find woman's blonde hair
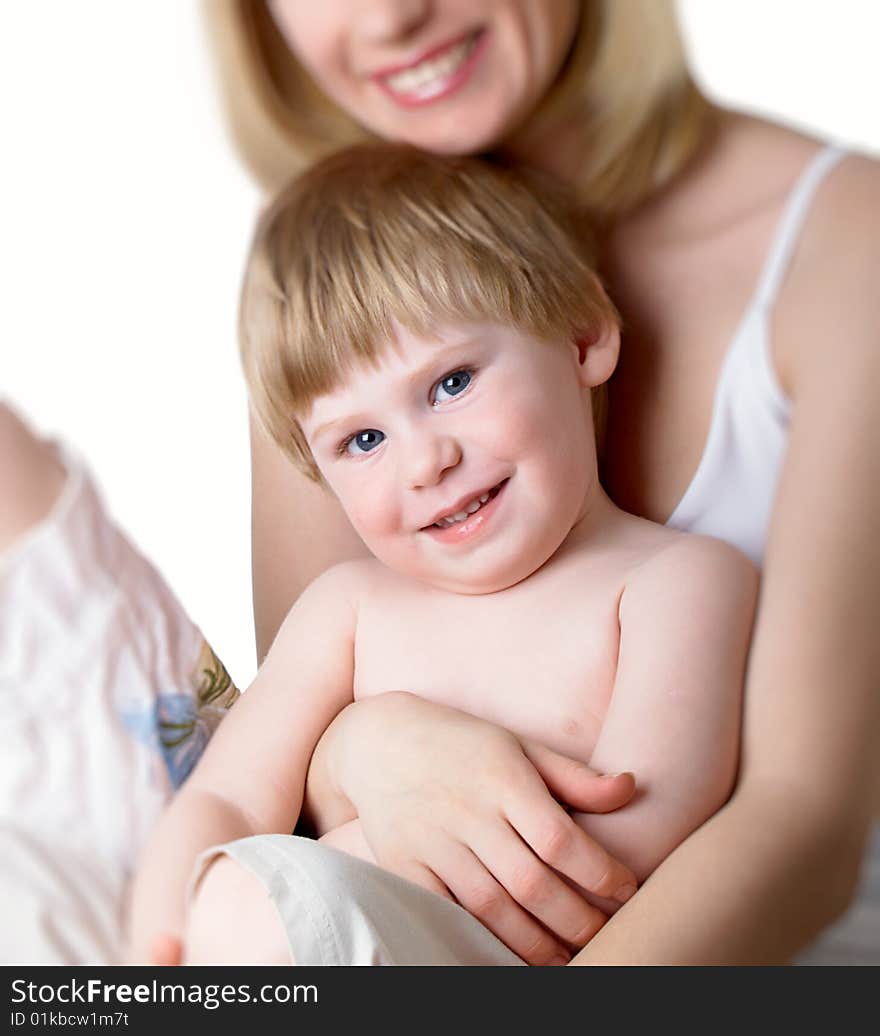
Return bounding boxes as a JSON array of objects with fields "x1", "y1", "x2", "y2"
[
  {"x1": 203, "y1": 1, "x2": 713, "y2": 218},
  {"x1": 240, "y1": 144, "x2": 617, "y2": 482}
]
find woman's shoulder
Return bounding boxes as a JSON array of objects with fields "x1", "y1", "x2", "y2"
[
  {"x1": 771, "y1": 127, "x2": 880, "y2": 390},
  {"x1": 609, "y1": 112, "x2": 834, "y2": 254},
  {"x1": 802, "y1": 146, "x2": 880, "y2": 246},
  {"x1": 725, "y1": 112, "x2": 879, "y2": 231}
]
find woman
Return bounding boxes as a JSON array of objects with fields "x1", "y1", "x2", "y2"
[
  {"x1": 203, "y1": 0, "x2": 880, "y2": 964},
  {"x1": 2, "y1": 1, "x2": 875, "y2": 965}
]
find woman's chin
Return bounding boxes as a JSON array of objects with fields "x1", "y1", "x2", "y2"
[{"x1": 375, "y1": 103, "x2": 516, "y2": 158}]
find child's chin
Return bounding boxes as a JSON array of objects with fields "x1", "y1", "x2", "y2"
[{"x1": 416, "y1": 564, "x2": 534, "y2": 597}]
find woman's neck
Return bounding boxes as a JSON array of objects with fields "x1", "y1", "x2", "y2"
[
  {"x1": 502, "y1": 108, "x2": 592, "y2": 186},
  {"x1": 504, "y1": 107, "x2": 793, "y2": 245},
  {"x1": 605, "y1": 110, "x2": 821, "y2": 256}
]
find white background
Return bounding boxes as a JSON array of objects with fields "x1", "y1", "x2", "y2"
[{"x1": 3, "y1": 1, "x2": 879, "y2": 689}]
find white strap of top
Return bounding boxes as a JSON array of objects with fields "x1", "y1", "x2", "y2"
[{"x1": 754, "y1": 144, "x2": 848, "y2": 308}]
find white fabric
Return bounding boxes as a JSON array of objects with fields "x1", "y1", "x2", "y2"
[
  {"x1": 192, "y1": 836, "x2": 524, "y2": 966},
  {"x1": 666, "y1": 145, "x2": 847, "y2": 566},
  {"x1": 0, "y1": 443, "x2": 235, "y2": 964},
  {"x1": 665, "y1": 144, "x2": 879, "y2": 965}
]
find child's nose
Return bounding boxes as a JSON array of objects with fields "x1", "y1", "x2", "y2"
[{"x1": 404, "y1": 431, "x2": 462, "y2": 489}]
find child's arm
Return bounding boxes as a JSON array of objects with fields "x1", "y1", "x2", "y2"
[
  {"x1": 572, "y1": 537, "x2": 758, "y2": 887},
  {"x1": 126, "y1": 562, "x2": 359, "y2": 962}
]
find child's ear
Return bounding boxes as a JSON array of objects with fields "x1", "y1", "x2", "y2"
[{"x1": 573, "y1": 320, "x2": 620, "y2": 388}]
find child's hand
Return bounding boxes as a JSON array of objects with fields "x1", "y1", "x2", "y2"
[{"x1": 307, "y1": 691, "x2": 638, "y2": 966}]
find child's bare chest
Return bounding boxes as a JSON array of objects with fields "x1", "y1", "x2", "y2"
[{"x1": 352, "y1": 565, "x2": 623, "y2": 761}]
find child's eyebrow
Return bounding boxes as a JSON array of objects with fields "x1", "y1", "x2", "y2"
[{"x1": 310, "y1": 411, "x2": 372, "y2": 445}]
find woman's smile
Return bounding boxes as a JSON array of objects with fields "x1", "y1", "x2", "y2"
[
  {"x1": 267, "y1": 1, "x2": 580, "y2": 154},
  {"x1": 373, "y1": 29, "x2": 488, "y2": 107}
]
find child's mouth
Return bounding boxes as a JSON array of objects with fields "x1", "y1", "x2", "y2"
[{"x1": 421, "y1": 478, "x2": 509, "y2": 543}]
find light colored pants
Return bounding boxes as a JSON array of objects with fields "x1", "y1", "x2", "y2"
[
  {"x1": 191, "y1": 835, "x2": 525, "y2": 966},
  {"x1": 195, "y1": 828, "x2": 880, "y2": 966}
]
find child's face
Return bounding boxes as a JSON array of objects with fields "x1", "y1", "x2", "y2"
[{"x1": 300, "y1": 321, "x2": 603, "y2": 594}]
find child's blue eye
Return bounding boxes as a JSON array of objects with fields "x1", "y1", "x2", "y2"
[
  {"x1": 432, "y1": 369, "x2": 472, "y2": 405},
  {"x1": 341, "y1": 429, "x2": 385, "y2": 456}
]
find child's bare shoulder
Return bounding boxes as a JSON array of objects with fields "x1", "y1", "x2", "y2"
[
  {"x1": 288, "y1": 560, "x2": 420, "y2": 641},
  {"x1": 636, "y1": 532, "x2": 756, "y2": 583},
  {"x1": 623, "y1": 531, "x2": 759, "y2": 622},
  {"x1": 306, "y1": 557, "x2": 387, "y2": 598}
]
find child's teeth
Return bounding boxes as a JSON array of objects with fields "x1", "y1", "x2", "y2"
[{"x1": 434, "y1": 490, "x2": 495, "y2": 528}]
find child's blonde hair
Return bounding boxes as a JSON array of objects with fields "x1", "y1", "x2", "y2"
[
  {"x1": 240, "y1": 144, "x2": 617, "y2": 483},
  {"x1": 204, "y1": 0, "x2": 713, "y2": 218}
]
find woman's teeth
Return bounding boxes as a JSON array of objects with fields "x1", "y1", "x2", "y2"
[
  {"x1": 384, "y1": 35, "x2": 476, "y2": 97},
  {"x1": 434, "y1": 492, "x2": 491, "y2": 528}
]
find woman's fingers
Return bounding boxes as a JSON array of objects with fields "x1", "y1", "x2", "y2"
[
  {"x1": 430, "y1": 839, "x2": 575, "y2": 966},
  {"x1": 149, "y1": 933, "x2": 183, "y2": 967},
  {"x1": 469, "y1": 824, "x2": 610, "y2": 950},
  {"x1": 522, "y1": 740, "x2": 636, "y2": 814},
  {"x1": 393, "y1": 860, "x2": 455, "y2": 902},
  {"x1": 330, "y1": 696, "x2": 638, "y2": 947},
  {"x1": 504, "y1": 788, "x2": 638, "y2": 904}
]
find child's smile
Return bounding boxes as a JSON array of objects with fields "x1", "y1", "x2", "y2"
[
  {"x1": 420, "y1": 476, "x2": 508, "y2": 542},
  {"x1": 301, "y1": 320, "x2": 607, "y2": 595}
]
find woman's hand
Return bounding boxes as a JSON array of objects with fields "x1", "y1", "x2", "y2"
[
  {"x1": 124, "y1": 933, "x2": 182, "y2": 966},
  {"x1": 303, "y1": 691, "x2": 637, "y2": 965},
  {"x1": 148, "y1": 934, "x2": 183, "y2": 967}
]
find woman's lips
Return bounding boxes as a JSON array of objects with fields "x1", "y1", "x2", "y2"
[
  {"x1": 374, "y1": 30, "x2": 487, "y2": 108},
  {"x1": 422, "y1": 478, "x2": 509, "y2": 545}
]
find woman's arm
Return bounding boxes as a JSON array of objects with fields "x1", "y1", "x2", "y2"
[
  {"x1": 250, "y1": 411, "x2": 368, "y2": 662},
  {"x1": 571, "y1": 158, "x2": 880, "y2": 964}
]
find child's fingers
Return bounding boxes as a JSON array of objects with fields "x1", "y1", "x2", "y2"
[
  {"x1": 149, "y1": 933, "x2": 183, "y2": 967},
  {"x1": 522, "y1": 740, "x2": 636, "y2": 814}
]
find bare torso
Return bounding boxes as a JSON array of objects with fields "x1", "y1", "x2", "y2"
[{"x1": 352, "y1": 507, "x2": 680, "y2": 761}]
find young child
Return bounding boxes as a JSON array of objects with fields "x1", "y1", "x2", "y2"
[{"x1": 128, "y1": 144, "x2": 758, "y2": 966}]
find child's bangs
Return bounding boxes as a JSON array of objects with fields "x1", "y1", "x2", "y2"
[
  {"x1": 239, "y1": 145, "x2": 618, "y2": 480},
  {"x1": 288, "y1": 176, "x2": 601, "y2": 380}
]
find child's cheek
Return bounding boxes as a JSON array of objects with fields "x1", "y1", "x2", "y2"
[
  {"x1": 477, "y1": 393, "x2": 544, "y2": 459},
  {"x1": 347, "y1": 489, "x2": 401, "y2": 545}
]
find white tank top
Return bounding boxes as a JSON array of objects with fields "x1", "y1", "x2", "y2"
[{"x1": 665, "y1": 145, "x2": 847, "y2": 567}]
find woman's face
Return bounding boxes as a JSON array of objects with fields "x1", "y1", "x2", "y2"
[{"x1": 267, "y1": 0, "x2": 580, "y2": 154}]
